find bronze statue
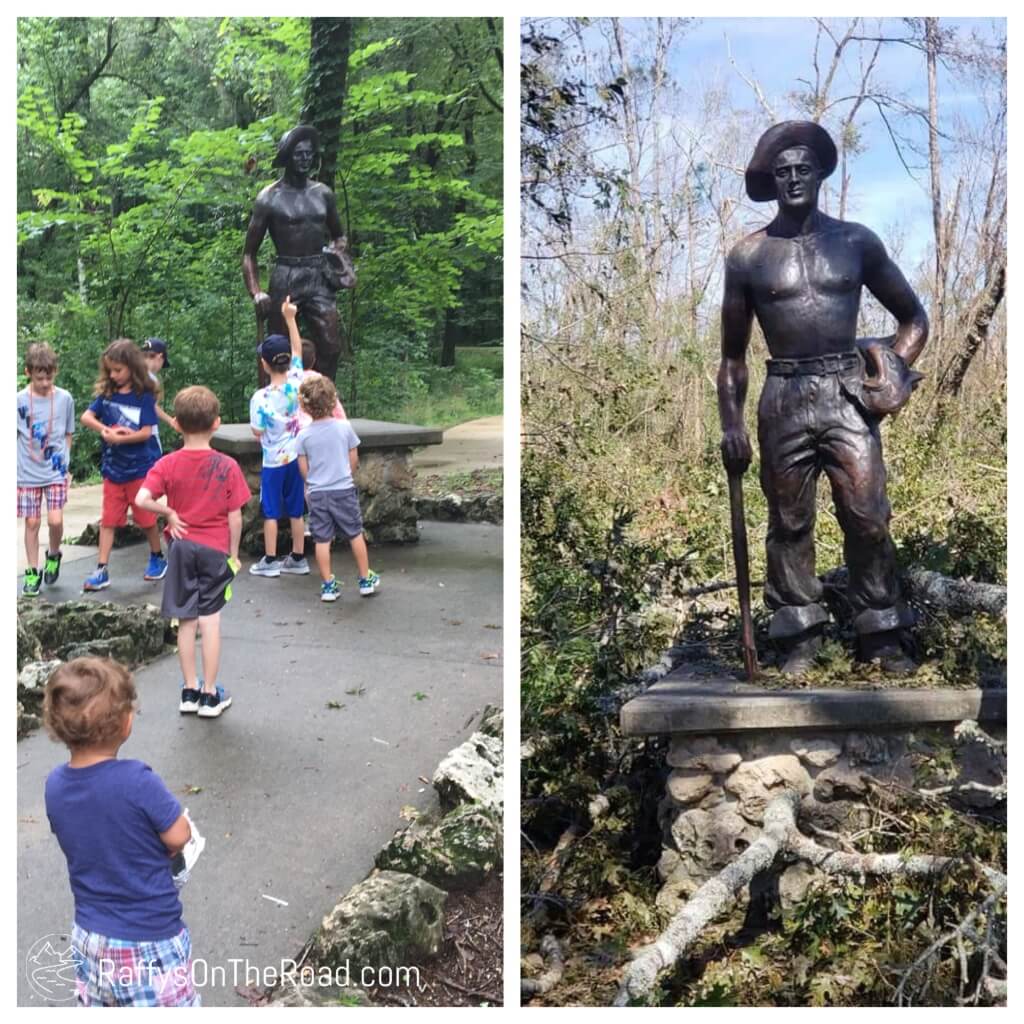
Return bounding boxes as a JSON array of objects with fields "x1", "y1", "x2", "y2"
[
  {"x1": 243, "y1": 125, "x2": 355, "y2": 382},
  {"x1": 718, "y1": 121, "x2": 929, "y2": 675}
]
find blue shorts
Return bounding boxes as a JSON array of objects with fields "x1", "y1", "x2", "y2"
[{"x1": 260, "y1": 460, "x2": 305, "y2": 519}]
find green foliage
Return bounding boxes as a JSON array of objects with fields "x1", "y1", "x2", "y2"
[{"x1": 18, "y1": 17, "x2": 503, "y2": 480}]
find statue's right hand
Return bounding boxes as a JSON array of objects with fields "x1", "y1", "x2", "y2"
[
  {"x1": 253, "y1": 291, "x2": 272, "y2": 318},
  {"x1": 720, "y1": 428, "x2": 752, "y2": 475}
]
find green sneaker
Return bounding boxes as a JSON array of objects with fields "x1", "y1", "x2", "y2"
[
  {"x1": 43, "y1": 550, "x2": 62, "y2": 585},
  {"x1": 23, "y1": 568, "x2": 42, "y2": 597}
]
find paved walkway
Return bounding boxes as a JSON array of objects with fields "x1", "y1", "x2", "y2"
[
  {"x1": 15, "y1": 417, "x2": 503, "y2": 575},
  {"x1": 17, "y1": 521, "x2": 502, "y2": 1006}
]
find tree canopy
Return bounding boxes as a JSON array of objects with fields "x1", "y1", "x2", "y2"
[{"x1": 17, "y1": 17, "x2": 503, "y2": 477}]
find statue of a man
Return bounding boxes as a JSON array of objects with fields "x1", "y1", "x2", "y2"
[
  {"x1": 718, "y1": 121, "x2": 929, "y2": 675},
  {"x1": 243, "y1": 124, "x2": 355, "y2": 382}
]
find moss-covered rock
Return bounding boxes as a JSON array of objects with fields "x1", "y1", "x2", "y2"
[
  {"x1": 375, "y1": 803, "x2": 503, "y2": 890},
  {"x1": 432, "y1": 731, "x2": 503, "y2": 812},
  {"x1": 313, "y1": 871, "x2": 446, "y2": 972},
  {"x1": 18, "y1": 599, "x2": 169, "y2": 664}
]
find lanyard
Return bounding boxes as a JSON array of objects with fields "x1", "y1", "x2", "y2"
[{"x1": 26, "y1": 389, "x2": 56, "y2": 463}]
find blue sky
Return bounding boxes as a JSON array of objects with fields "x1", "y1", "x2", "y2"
[{"x1": 667, "y1": 17, "x2": 1005, "y2": 266}]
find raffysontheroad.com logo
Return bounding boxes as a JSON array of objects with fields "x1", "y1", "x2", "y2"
[{"x1": 25, "y1": 933, "x2": 82, "y2": 1003}]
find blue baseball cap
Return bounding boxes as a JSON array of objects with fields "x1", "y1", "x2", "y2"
[
  {"x1": 141, "y1": 337, "x2": 170, "y2": 367},
  {"x1": 258, "y1": 334, "x2": 291, "y2": 365}
]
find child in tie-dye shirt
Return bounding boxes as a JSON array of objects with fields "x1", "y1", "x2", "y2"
[{"x1": 247, "y1": 295, "x2": 311, "y2": 578}]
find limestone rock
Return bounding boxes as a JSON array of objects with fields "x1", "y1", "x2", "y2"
[
  {"x1": 723, "y1": 755, "x2": 812, "y2": 823},
  {"x1": 845, "y1": 732, "x2": 891, "y2": 766},
  {"x1": 659, "y1": 804, "x2": 759, "y2": 914},
  {"x1": 666, "y1": 771, "x2": 715, "y2": 806},
  {"x1": 433, "y1": 732, "x2": 503, "y2": 812},
  {"x1": 17, "y1": 619, "x2": 41, "y2": 672},
  {"x1": 18, "y1": 659, "x2": 62, "y2": 694},
  {"x1": 789, "y1": 737, "x2": 841, "y2": 769},
  {"x1": 17, "y1": 701, "x2": 41, "y2": 739},
  {"x1": 477, "y1": 704, "x2": 503, "y2": 740},
  {"x1": 799, "y1": 795, "x2": 871, "y2": 833},
  {"x1": 313, "y1": 871, "x2": 446, "y2": 971},
  {"x1": 667, "y1": 735, "x2": 742, "y2": 773},
  {"x1": 18, "y1": 599, "x2": 167, "y2": 666},
  {"x1": 375, "y1": 804, "x2": 502, "y2": 890},
  {"x1": 778, "y1": 862, "x2": 818, "y2": 914},
  {"x1": 813, "y1": 763, "x2": 871, "y2": 801},
  {"x1": 669, "y1": 804, "x2": 760, "y2": 873}
]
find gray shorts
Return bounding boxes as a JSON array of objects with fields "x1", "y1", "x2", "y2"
[
  {"x1": 161, "y1": 539, "x2": 235, "y2": 620},
  {"x1": 308, "y1": 487, "x2": 363, "y2": 542}
]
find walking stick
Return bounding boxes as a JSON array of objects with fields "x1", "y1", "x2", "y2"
[
  {"x1": 255, "y1": 304, "x2": 268, "y2": 388},
  {"x1": 727, "y1": 469, "x2": 759, "y2": 680}
]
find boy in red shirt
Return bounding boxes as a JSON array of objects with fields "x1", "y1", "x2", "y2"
[{"x1": 136, "y1": 387, "x2": 251, "y2": 718}]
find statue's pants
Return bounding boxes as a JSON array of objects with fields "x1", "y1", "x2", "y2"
[
  {"x1": 267, "y1": 257, "x2": 343, "y2": 381},
  {"x1": 757, "y1": 366, "x2": 910, "y2": 639}
]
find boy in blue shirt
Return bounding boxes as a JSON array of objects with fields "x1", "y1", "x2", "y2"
[{"x1": 43, "y1": 657, "x2": 200, "y2": 1006}]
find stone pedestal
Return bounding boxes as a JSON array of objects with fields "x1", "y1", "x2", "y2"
[
  {"x1": 621, "y1": 670, "x2": 1007, "y2": 916},
  {"x1": 211, "y1": 419, "x2": 443, "y2": 553}
]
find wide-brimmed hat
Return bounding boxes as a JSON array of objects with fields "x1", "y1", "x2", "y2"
[
  {"x1": 272, "y1": 124, "x2": 320, "y2": 168},
  {"x1": 745, "y1": 121, "x2": 837, "y2": 202}
]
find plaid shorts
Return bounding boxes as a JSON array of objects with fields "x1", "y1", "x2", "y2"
[
  {"x1": 72, "y1": 923, "x2": 201, "y2": 1007},
  {"x1": 17, "y1": 481, "x2": 69, "y2": 518}
]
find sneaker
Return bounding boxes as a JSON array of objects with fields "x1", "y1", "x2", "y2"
[
  {"x1": 23, "y1": 568, "x2": 42, "y2": 597},
  {"x1": 43, "y1": 551, "x2": 62, "y2": 585},
  {"x1": 358, "y1": 570, "x2": 381, "y2": 597},
  {"x1": 197, "y1": 685, "x2": 232, "y2": 718},
  {"x1": 179, "y1": 685, "x2": 202, "y2": 714},
  {"x1": 144, "y1": 552, "x2": 168, "y2": 581},
  {"x1": 249, "y1": 556, "x2": 281, "y2": 577},
  {"x1": 83, "y1": 566, "x2": 110, "y2": 591},
  {"x1": 280, "y1": 553, "x2": 310, "y2": 575},
  {"x1": 321, "y1": 576, "x2": 340, "y2": 602}
]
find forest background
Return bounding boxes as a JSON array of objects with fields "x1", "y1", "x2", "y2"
[
  {"x1": 17, "y1": 16, "x2": 503, "y2": 481},
  {"x1": 521, "y1": 16, "x2": 1006, "y2": 1006}
]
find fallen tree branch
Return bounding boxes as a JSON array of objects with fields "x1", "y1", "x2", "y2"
[
  {"x1": 613, "y1": 790, "x2": 1004, "y2": 1006},
  {"x1": 521, "y1": 933, "x2": 565, "y2": 998},
  {"x1": 893, "y1": 872, "x2": 1007, "y2": 1007}
]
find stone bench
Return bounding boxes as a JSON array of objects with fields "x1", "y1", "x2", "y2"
[
  {"x1": 211, "y1": 419, "x2": 443, "y2": 551},
  {"x1": 621, "y1": 669, "x2": 1007, "y2": 916}
]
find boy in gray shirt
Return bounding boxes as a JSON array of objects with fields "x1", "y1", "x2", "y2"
[
  {"x1": 295, "y1": 375, "x2": 380, "y2": 602},
  {"x1": 17, "y1": 342, "x2": 76, "y2": 595}
]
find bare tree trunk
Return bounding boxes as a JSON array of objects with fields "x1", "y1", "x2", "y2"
[
  {"x1": 935, "y1": 256, "x2": 1006, "y2": 399},
  {"x1": 925, "y1": 17, "x2": 946, "y2": 346}
]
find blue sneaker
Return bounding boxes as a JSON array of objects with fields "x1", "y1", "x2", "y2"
[
  {"x1": 321, "y1": 576, "x2": 341, "y2": 602},
  {"x1": 197, "y1": 685, "x2": 232, "y2": 718},
  {"x1": 144, "y1": 552, "x2": 168, "y2": 581},
  {"x1": 358, "y1": 570, "x2": 381, "y2": 597},
  {"x1": 83, "y1": 566, "x2": 110, "y2": 591}
]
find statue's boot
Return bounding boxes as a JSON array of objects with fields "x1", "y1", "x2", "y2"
[
  {"x1": 778, "y1": 627, "x2": 823, "y2": 676},
  {"x1": 858, "y1": 629, "x2": 917, "y2": 675}
]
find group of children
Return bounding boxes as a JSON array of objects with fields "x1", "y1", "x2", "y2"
[{"x1": 21, "y1": 298, "x2": 383, "y2": 1004}]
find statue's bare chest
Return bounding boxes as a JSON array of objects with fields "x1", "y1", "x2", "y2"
[
  {"x1": 269, "y1": 187, "x2": 329, "y2": 230},
  {"x1": 749, "y1": 233, "x2": 863, "y2": 306}
]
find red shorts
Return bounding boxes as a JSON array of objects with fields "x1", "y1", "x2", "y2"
[{"x1": 101, "y1": 477, "x2": 158, "y2": 529}]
